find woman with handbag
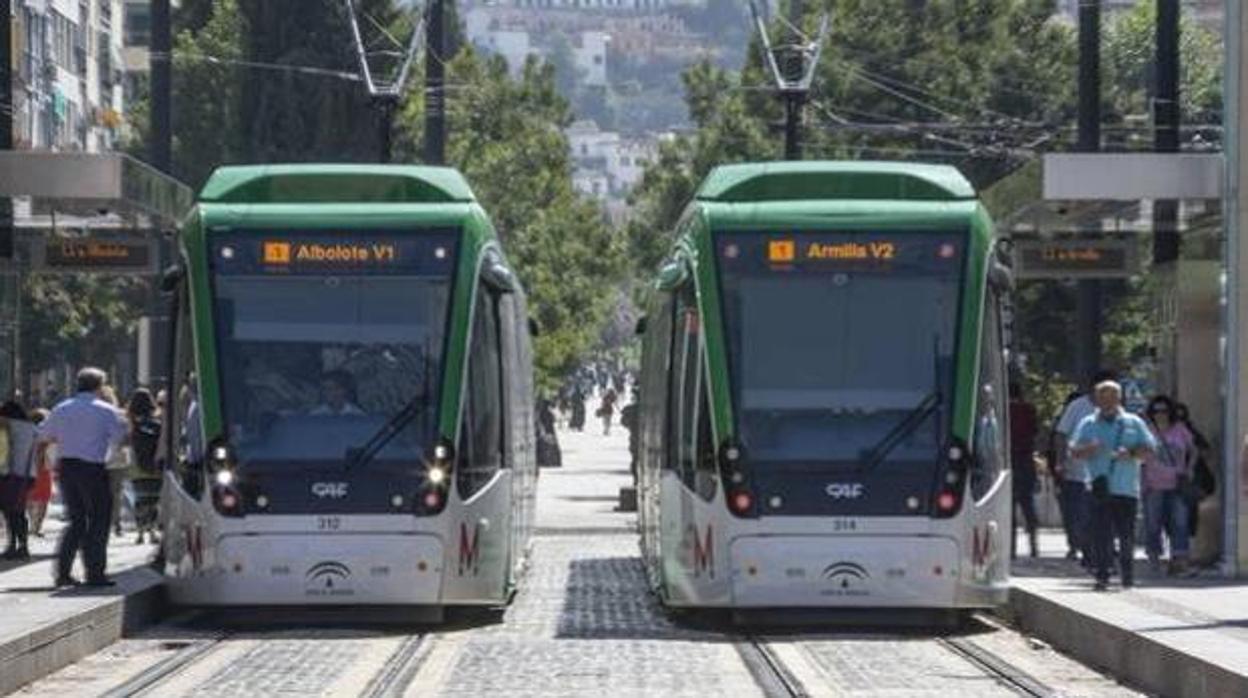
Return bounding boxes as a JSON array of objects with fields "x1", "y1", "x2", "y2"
[{"x1": 1143, "y1": 396, "x2": 1197, "y2": 576}]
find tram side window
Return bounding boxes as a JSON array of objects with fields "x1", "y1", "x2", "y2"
[
  {"x1": 458, "y1": 283, "x2": 504, "y2": 499},
  {"x1": 669, "y1": 282, "x2": 700, "y2": 488},
  {"x1": 171, "y1": 280, "x2": 203, "y2": 496},
  {"x1": 642, "y1": 292, "x2": 674, "y2": 472},
  {"x1": 971, "y1": 290, "x2": 1008, "y2": 502},
  {"x1": 694, "y1": 383, "x2": 716, "y2": 501}
]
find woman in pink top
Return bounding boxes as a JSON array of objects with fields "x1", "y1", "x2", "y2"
[{"x1": 1143, "y1": 396, "x2": 1196, "y2": 575}]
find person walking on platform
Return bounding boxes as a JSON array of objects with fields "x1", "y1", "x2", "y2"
[
  {"x1": 100, "y1": 387, "x2": 132, "y2": 537},
  {"x1": 1, "y1": 401, "x2": 37, "y2": 561},
  {"x1": 1009, "y1": 384, "x2": 1040, "y2": 558},
  {"x1": 1070, "y1": 380, "x2": 1156, "y2": 591},
  {"x1": 126, "y1": 389, "x2": 163, "y2": 545},
  {"x1": 598, "y1": 387, "x2": 618, "y2": 436},
  {"x1": 570, "y1": 388, "x2": 587, "y2": 432},
  {"x1": 1142, "y1": 396, "x2": 1196, "y2": 576},
  {"x1": 1054, "y1": 370, "x2": 1117, "y2": 565},
  {"x1": 38, "y1": 368, "x2": 130, "y2": 587},
  {"x1": 25, "y1": 409, "x2": 52, "y2": 537}
]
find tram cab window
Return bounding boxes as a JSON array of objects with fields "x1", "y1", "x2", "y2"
[
  {"x1": 641, "y1": 291, "x2": 674, "y2": 473},
  {"x1": 458, "y1": 282, "x2": 505, "y2": 498},
  {"x1": 971, "y1": 289, "x2": 1008, "y2": 502}
]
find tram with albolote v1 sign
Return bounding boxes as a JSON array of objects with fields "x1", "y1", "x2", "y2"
[
  {"x1": 635, "y1": 161, "x2": 1012, "y2": 614},
  {"x1": 159, "y1": 164, "x2": 537, "y2": 610}
]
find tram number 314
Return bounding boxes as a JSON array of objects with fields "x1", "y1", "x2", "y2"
[
  {"x1": 318, "y1": 516, "x2": 342, "y2": 531},
  {"x1": 832, "y1": 519, "x2": 858, "y2": 532}
]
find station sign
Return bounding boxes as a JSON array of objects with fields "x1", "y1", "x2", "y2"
[
  {"x1": 32, "y1": 236, "x2": 159, "y2": 274},
  {"x1": 1012, "y1": 239, "x2": 1139, "y2": 280}
]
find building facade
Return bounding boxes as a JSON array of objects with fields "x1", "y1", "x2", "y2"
[{"x1": 11, "y1": 0, "x2": 125, "y2": 152}]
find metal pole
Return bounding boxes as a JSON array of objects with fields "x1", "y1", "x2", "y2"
[
  {"x1": 1, "y1": 0, "x2": 12, "y2": 261},
  {"x1": 150, "y1": 0, "x2": 172, "y2": 173},
  {"x1": 784, "y1": 0, "x2": 803, "y2": 161},
  {"x1": 1075, "y1": 0, "x2": 1102, "y2": 383},
  {"x1": 377, "y1": 97, "x2": 395, "y2": 163},
  {"x1": 1153, "y1": 0, "x2": 1181, "y2": 264},
  {"x1": 424, "y1": 0, "x2": 446, "y2": 166},
  {"x1": 1221, "y1": 0, "x2": 1244, "y2": 578}
]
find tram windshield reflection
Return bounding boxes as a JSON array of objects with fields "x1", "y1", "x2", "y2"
[
  {"x1": 209, "y1": 233, "x2": 457, "y2": 469},
  {"x1": 717, "y1": 231, "x2": 965, "y2": 468}
]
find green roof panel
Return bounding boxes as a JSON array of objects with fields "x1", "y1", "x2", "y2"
[
  {"x1": 695, "y1": 161, "x2": 976, "y2": 203},
  {"x1": 198, "y1": 164, "x2": 477, "y2": 204}
]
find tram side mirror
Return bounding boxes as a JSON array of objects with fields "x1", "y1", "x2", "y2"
[
  {"x1": 159, "y1": 264, "x2": 185, "y2": 294},
  {"x1": 988, "y1": 261, "x2": 1015, "y2": 293},
  {"x1": 635, "y1": 315, "x2": 648, "y2": 336}
]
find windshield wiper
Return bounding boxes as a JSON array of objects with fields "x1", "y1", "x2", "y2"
[
  {"x1": 859, "y1": 390, "x2": 941, "y2": 470},
  {"x1": 346, "y1": 393, "x2": 430, "y2": 471}
]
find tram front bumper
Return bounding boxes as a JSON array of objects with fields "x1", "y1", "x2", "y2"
[
  {"x1": 169, "y1": 533, "x2": 445, "y2": 606},
  {"x1": 729, "y1": 535, "x2": 961, "y2": 608}
]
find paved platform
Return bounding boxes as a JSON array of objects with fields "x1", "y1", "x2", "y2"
[
  {"x1": 0, "y1": 511, "x2": 163, "y2": 695},
  {"x1": 1006, "y1": 529, "x2": 1248, "y2": 698}
]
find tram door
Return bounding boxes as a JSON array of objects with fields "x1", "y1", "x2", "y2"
[
  {"x1": 967, "y1": 285, "x2": 1011, "y2": 587},
  {"x1": 637, "y1": 290, "x2": 674, "y2": 590},
  {"x1": 451, "y1": 278, "x2": 512, "y2": 601}
]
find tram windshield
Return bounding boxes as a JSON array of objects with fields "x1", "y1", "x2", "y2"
[
  {"x1": 716, "y1": 231, "x2": 966, "y2": 468},
  {"x1": 209, "y1": 231, "x2": 458, "y2": 469}
]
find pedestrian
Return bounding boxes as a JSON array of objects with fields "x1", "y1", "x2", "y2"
[
  {"x1": 1054, "y1": 370, "x2": 1118, "y2": 565},
  {"x1": 620, "y1": 388, "x2": 640, "y2": 480},
  {"x1": 570, "y1": 387, "x2": 587, "y2": 432},
  {"x1": 1069, "y1": 380, "x2": 1156, "y2": 591},
  {"x1": 599, "y1": 387, "x2": 618, "y2": 436},
  {"x1": 126, "y1": 389, "x2": 163, "y2": 545},
  {"x1": 1009, "y1": 383, "x2": 1040, "y2": 559},
  {"x1": 1174, "y1": 402, "x2": 1216, "y2": 536},
  {"x1": 25, "y1": 409, "x2": 52, "y2": 538},
  {"x1": 100, "y1": 386, "x2": 132, "y2": 538},
  {"x1": 37, "y1": 368, "x2": 130, "y2": 587},
  {"x1": 1, "y1": 401, "x2": 37, "y2": 561},
  {"x1": 1142, "y1": 395, "x2": 1196, "y2": 576}
]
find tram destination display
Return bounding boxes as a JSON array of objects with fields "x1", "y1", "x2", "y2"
[
  {"x1": 212, "y1": 229, "x2": 460, "y2": 276},
  {"x1": 717, "y1": 230, "x2": 966, "y2": 274},
  {"x1": 1013, "y1": 238, "x2": 1138, "y2": 279}
]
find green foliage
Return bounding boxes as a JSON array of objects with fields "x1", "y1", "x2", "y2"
[{"x1": 396, "y1": 51, "x2": 626, "y2": 391}]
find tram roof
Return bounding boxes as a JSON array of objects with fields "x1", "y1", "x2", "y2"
[
  {"x1": 694, "y1": 161, "x2": 976, "y2": 204},
  {"x1": 198, "y1": 164, "x2": 478, "y2": 205}
]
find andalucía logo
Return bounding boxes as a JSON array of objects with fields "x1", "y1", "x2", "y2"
[
  {"x1": 305, "y1": 561, "x2": 354, "y2": 596},
  {"x1": 821, "y1": 561, "x2": 869, "y2": 589}
]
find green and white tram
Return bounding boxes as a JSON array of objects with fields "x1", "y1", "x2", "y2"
[
  {"x1": 159, "y1": 165, "x2": 537, "y2": 609},
  {"x1": 636, "y1": 162, "x2": 1012, "y2": 612}
]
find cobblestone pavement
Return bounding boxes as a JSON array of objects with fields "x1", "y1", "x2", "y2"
[{"x1": 13, "y1": 401, "x2": 1143, "y2": 697}]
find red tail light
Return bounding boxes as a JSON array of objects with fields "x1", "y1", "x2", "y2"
[
  {"x1": 936, "y1": 491, "x2": 959, "y2": 513},
  {"x1": 212, "y1": 486, "x2": 244, "y2": 517},
  {"x1": 728, "y1": 490, "x2": 754, "y2": 516},
  {"x1": 423, "y1": 490, "x2": 443, "y2": 510}
]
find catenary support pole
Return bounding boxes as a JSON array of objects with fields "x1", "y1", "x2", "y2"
[
  {"x1": 150, "y1": 0, "x2": 172, "y2": 173},
  {"x1": 424, "y1": 0, "x2": 446, "y2": 166},
  {"x1": 1153, "y1": 0, "x2": 1181, "y2": 264},
  {"x1": 783, "y1": 0, "x2": 804, "y2": 160},
  {"x1": 1222, "y1": 0, "x2": 1244, "y2": 578},
  {"x1": 1075, "y1": 0, "x2": 1102, "y2": 384}
]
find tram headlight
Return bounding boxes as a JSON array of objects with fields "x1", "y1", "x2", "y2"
[
  {"x1": 214, "y1": 469, "x2": 235, "y2": 487},
  {"x1": 211, "y1": 444, "x2": 230, "y2": 464},
  {"x1": 433, "y1": 444, "x2": 451, "y2": 462},
  {"x1": 427, "y1": 465, "x2": 447, "y2": 485}
]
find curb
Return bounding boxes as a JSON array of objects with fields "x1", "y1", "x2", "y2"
[
  {"x1": 1004, "y1": 584, "x2": 1248, "y2": 698},
  {"x1": 0, "y1": 568, "x2": 165, "y2": 695}
]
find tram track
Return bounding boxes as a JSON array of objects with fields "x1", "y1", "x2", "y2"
[
  {"x1": 95, "y1": 613, "x2": 437, "y2": 698},
  {"x1": 735, "y1": 635, "x2": 809, "y2": 698},
  {"x1": 937, "y1": 634, "x2": 1056, "y2": 698}
]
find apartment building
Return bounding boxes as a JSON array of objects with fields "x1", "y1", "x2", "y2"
[{"x1": 11, "y1": 0, "x2": 125, "y2": 152}]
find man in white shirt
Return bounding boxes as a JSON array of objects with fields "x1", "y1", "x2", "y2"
[{"x1": 38, "y1": 368, "x2": 129, "y2": 587}]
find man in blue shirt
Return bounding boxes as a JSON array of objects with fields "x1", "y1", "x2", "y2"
[
  {"x1": 38, "y1": 368, "x2": 129, "y2": 588},
  {"x1": 1070, "y1": 380, "x2": 1156, "y2": 591}
]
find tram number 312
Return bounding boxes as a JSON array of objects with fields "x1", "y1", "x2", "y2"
[{"x1": 318, "y1": 517, "x2": 342, "y2": 531}]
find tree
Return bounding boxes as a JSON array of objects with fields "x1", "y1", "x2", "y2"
[{"x1": 397, "y1": 51, "x2": 627, "y2": 390}]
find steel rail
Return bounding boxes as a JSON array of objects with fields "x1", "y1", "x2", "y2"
[
  {"x1": 99, "y1": 630, "x2": 228, "y2": 698},
  {"x1": 359, "y1": 633, "x2": 435, "y2": 698},
  {"x1": 735, "y1": 635, "x2": 809, "y2": 698},
  {"x1": 937, "y1": 635, "x2": 1056, "y2": 698}
]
